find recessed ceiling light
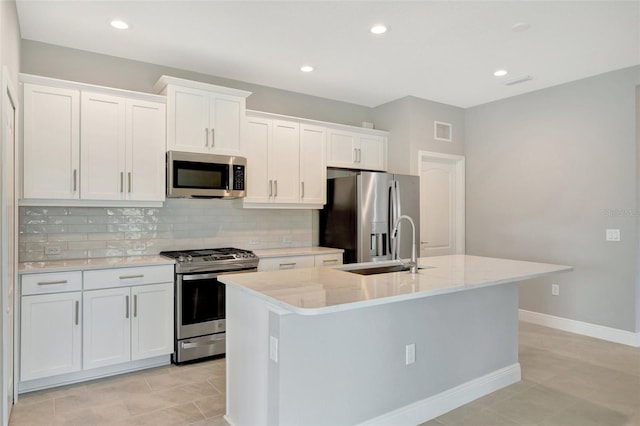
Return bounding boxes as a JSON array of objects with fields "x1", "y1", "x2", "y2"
[
  {"x1": 300, "y1": 65, "x2": 314, "y2": 73},
  {"x1": 110, "y1": 19, "x2": 129, "y2": 30},
  {"x1": 493, "y1": 69, "x2": 508, "y2": 77},
  {"x1": 370, "y1": 25, "x2": 387, "y2": 35},
  {"x1": 511, "y1": 22, "x2": 531, "y2": 32}
]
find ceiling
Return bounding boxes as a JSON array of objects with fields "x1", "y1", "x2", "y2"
[{"x1": 15, "y1": 1, "x2": 640, "y2": 108}]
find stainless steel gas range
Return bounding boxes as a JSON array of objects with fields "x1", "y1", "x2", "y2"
[{"x1": 159, "y1": 247, "x2": 258, "y2": 363}]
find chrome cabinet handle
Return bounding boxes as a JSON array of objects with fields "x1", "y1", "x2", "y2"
[
  {"x1": 357, "y1": 148, "x2": 361, "y2": 163},
  {"x1": 301, "y1": 182, "x2": 305, "y2": 198},
  {"x1": 133, "y1": 295, "x2": 138, "y2": 318},
  {"x1": 73, "y1": 169, "x2": 77, "y2": 191},
  {"x1": 353, "y1": 148, "x2": 357, "y2": 163},
  {"x1": 37, "y1": 280, "x2": 67, "y2": 286},
  {"x1": 269, "y1": 180, "x2": 273, "y2": 197},
  {"x1": 128, "y1": 172, "x2": 132, "y2": 193},
  {"x1": 75, "y1": 301, "x2": 79, "y2": 325},
  {"x1": 274, "y1": 180, "x2": 278, "y2": 197},
  {"x1": 211, "y1": 128, "x2": 215, "y2": 147},
  {"x1": 322, "y1": 259, "x2": 338, "y2": 264},
  {"x1": 279, "y1": 262, "x2": 296, "y2": 269},
  {"x1": 205, "y1": 128, "x2": 209, "y2": 147},
  {"x1": 125, "y1": 295, "x2": 129, "y2": 319},
  {"x1": 120, "y1": 172, "x2": 124, "y2": 193},
  {"x1": 119, "y1": 274, "x2": 144, "y2": 280}
]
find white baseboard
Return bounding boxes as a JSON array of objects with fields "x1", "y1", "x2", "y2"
[
  {"x1": 360, "y1": 363, "x2": 521, "y2": 426},
  {"x1": 519, "y1": 309, "x2": 640, "y2": 348}
]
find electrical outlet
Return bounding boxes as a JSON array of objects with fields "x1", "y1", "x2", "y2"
[
  {"x1": 405, "y1": 343, "x2": 416, "y2": 365},
  {"x1": 551, "y1": 284, "x2": 560, "y2": 296},
  {"x1": 133, "y1": 242, "x2": 146, "y2": 251},
  {"x1": 269, "y1": 336, "x2": 279, "y2": 363},
  {"x1": 606, "y1": 229, "x2": 621, "y2": 242},
  {"x1": 45, "y1": 246, "x2": 61, "y2": 255}
]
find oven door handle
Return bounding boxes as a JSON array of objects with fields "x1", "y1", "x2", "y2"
[
  {"x1": 180, "y1": 269, "x2": 257, "y2": 281},
  {"x1": 181, "y1": 336, "x2": 225, "y2": 349}
]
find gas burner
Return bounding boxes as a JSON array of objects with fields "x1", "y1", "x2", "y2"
[{"x1": 159, "y1": 247, "x2": 258, "y2": 273}]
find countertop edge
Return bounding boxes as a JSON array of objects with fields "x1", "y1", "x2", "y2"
[
  {"x1": 253, "y1": 247, "x2": 344, "y2": 259},
  {"x1": 18, "y1": 256, "x2": 176, "y2": 274}
]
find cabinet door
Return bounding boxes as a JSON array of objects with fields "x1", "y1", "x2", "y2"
[
  {"x1": 326, "y1": 130, "x2": 357, "y2": 168},
  {"x1": 271, "y1": 120, "x2": 300, "y2": 204},
  {"x1": 358, "y1": 134, "x2": 387, "y2": 171},
  {"x1": 244, "y1": 116, "x2": 272, "y2": 203},
  {"x1": 131, "y1": 283, "x2": 173, "y2": 360},
  {"x1": 80, "y1": 92, "x2": 127, "y2": 200},
  {"x1": 210, "y1": 94, "x2": 243, "y2": 154},
  {"x1": 20, "y1": 292, "x2": 81, "y2": 381},
  {"x1": 299, "y1": 124, "x2": 326, "y2": 205},
  {"x1": 83, "y1": 287, "x2": 131, "y2": 369},
  {"x1": 22, "y1": 84, "x2": 80, "y2": 199},
  {"x1": 126, "y1": 100, "x2": 166, "y2": 201},
  {"x1": 167, "y1": 86, "x2": 209, "y2": 153},
  {"x1": 258, "y1": 255, "x2": 315, "y2": 272}
]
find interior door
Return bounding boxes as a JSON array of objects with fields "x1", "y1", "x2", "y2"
[{"x1": 420, "y1": 159, "x2": 459, "y2": 256}]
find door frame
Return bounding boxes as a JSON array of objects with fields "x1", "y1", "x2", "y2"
[
  {"x1": 417, "y1": 150, "x2": 465, "y2": 254},
  {"x1": 1, "y1": 66, "x2": 18, "y2": 425}
]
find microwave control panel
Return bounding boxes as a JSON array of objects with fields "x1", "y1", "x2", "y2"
[{"x1": 233, "y1": 165, "x2": 245, "y2": 191}]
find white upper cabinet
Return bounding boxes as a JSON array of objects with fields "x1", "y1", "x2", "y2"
[
  {"x1": 299, "y1": 124, "x2": 327, "y2": 205},
  {"x1": 20, "y1": 74, "x2": 167, "y2": 206},
  {"x1": 154, "y1": 76, "x2": 251, "y2": 155},
  {"x1": 81, "y1": 92, "x2": 166, "y2": 202},
  {"x1": 243, "y1": 112, "x2": 327, "y2": 209},
  {"x1": 327, "y1": 128, "x2": 387, "y2": 171},
  {"x1": 22, "y1": 83, "x2": 80, "y2": 200}
]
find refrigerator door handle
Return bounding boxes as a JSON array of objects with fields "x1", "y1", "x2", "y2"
[
  {"x1": 389, "y1": 182, "x2": 397, "y2": 259},
  {"x1": 395, "y1": 180, "x2": 403, "y2": 258}
]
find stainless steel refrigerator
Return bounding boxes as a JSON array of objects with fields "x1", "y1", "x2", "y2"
[{"x1": 320, "y1": 172, "x2": 420, "y2": 264}]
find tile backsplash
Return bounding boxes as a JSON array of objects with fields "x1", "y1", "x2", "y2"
[{"x1": 19, "y1": 199, "x2": 315, "y2": 262}]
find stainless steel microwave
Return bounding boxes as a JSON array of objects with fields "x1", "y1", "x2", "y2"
[{"x1": 167, "y1": 151, "x2": 246, "y2": 199}]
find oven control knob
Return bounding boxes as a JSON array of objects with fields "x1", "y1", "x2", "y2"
[
  {"x1": 186, "y1": 255, "x2": 193, "y2": 262},
  {"x1": 178, "y1": 255, "x2": 186, "y2": 263}
]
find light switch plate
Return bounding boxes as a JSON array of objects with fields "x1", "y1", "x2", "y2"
[{"x1": 606, "y1": 229, "x2": 621, "y2": 242}]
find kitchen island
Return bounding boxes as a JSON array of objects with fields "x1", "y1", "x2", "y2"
[{"x1": 220, "y1": 255, "x2": 572, "y2": 425}]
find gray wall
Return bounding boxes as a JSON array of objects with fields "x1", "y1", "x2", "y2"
[
  {"x1": 21, "y1": 40, "x2": 372, "y2": 128},
  {"x1": 465, "y1": 66, "x2": 640, "y2": 332},
  {"x1": 372, "y1": 96, "x2": 465, "y2": 175}
]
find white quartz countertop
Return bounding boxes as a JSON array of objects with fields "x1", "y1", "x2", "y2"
[
  {"x1": 18, "y1": 255, "x2": 175, "y2": 274},
  {"x1": 219, "y1": 255, "x2": 572, "y2": 315},
  {"x1": 253, "y1": 246, "x2": 344, "y2": 258}
]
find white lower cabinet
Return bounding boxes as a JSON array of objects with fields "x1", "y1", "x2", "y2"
[
  {"x1": 83, "y1": 287, "x2": 131, "y2": 370},
  {"x1": 20, "y1": 291, "x2": 82, "y2": 381},
  {"x1": 19, "y1": 265, "x2": 174, "y2": 387},
  {"x1": 131, "y1": 283, "x2": 174, "y2": 360},
  {"x1": 258, "y1": 252, "x2": 343, "y2": 272}
]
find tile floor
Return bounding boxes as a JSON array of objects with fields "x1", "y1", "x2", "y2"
[{"x1": 9, "y1": 322, "x2": 640, "y2": 425}]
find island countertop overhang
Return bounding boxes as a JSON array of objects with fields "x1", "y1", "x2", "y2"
[{"x1": 218, "y1": 254, "x2": 573, "y2": 316}]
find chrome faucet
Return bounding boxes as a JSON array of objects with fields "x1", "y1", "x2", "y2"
[{"x1": 391, "y1": 215, "x2": 418, "y2": 274}]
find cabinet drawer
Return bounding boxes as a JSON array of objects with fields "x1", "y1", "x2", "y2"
[
  {"x1": 22, "y1": 271, "x2": 82, "y2": 295},
  {"x1": 83, "y1": 265, "x2": 174, "y2": 290},
  {"x1": 258, "y1": 255, "x2": 315, "y2": 272},
  {"x1": 314, "y1": 253, "x2": 343, "y2": 267}
]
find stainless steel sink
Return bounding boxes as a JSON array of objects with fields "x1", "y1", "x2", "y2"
[{"x1": 344, "y1": 264, "x2": 412, "y2": 275}]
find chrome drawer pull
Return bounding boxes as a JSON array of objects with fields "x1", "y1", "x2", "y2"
[
  {"x1": 133, "y1": 294, "x2": 138, "y2": 318},
  {"x1": 37, "y1": 280, "x2": 68, "y2": 286},
  {"x1": 119, "y1": 274, "x2": 144, "y2": 280},
  {"x1": 125, "y1": 295, "x2": 130, "y2": 319},
  {"x1": 279, "y1": 262, "x2": 296, "y2": 268},
  {"x1": 322, "y1": 259, "x2": 338, "y2": 264}
]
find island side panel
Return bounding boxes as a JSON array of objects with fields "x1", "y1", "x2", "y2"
[
  {"x1": 226, "y1": 285, "x2": 282, "y2": 425},
  {"x1": 274, "y1": 283, "x2": 520, "y2": 425}
]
